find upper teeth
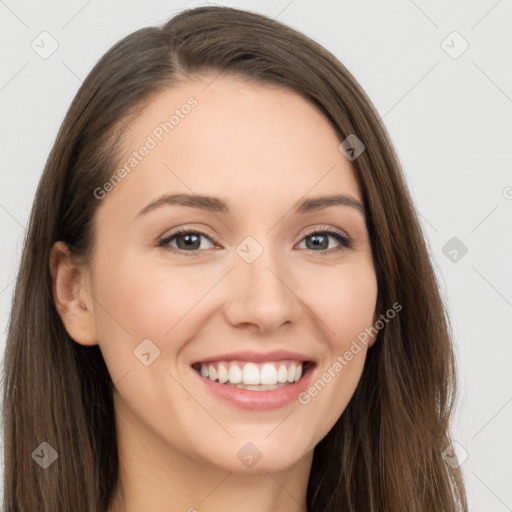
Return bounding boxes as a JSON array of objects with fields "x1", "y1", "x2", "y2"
[{"x1": 199, "y1": 361, "x2": 303, "y2": 385}]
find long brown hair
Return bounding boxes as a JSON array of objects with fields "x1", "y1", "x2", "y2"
[{"x1": 2, "y1": 6, "x2": 468, "y2": 511}]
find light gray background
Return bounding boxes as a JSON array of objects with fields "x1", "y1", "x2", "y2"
[{"x1": 1, "y1": 1, "x2": 511, "y2": 510}]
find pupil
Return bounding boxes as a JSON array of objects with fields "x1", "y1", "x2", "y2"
[
  {"x1": 308, "y1": 234, "x2": 327, "y2": 250},
  {"x1": 179, "y1": 233, "x2": 200, "y2": 250}
]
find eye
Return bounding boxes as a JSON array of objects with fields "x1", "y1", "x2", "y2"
[
  {"x1": 158, "y1": 225, "x2": 352, "y2": 257},
  {"x1": 297, "y1": 226, "x2": 352, "y2": 255},
  {"x1": 158, "y1": 228, "x2": 215, "y2": 256}
]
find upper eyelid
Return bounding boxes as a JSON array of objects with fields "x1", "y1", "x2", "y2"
[
  {"x1": 302, "y1": 225, "x2": 348, "y2": 237},
  {"x1": 162, "y1": 224, "x2": 348, "y2": 237}
]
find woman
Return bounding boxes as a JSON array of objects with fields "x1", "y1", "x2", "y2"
[{"x1": 2, "y1": 5, "x2": 468, "y2": 511}]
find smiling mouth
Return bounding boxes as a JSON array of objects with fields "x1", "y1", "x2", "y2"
[{"x1": 192, "y1": 360, "x2": 316, "y2": 391}]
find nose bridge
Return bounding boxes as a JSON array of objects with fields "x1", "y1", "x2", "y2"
[{"x1": 224, "y1": 233, "x2": 302, "y2": 332}]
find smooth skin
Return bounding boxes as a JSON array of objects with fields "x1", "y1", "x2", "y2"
[{"x1": 50, "y1": 74, "x2": 378, "y2": 512}]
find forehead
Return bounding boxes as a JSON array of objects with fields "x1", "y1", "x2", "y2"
[{"x1": 96, "y1": 74, "x2": 362, "y2": 221}]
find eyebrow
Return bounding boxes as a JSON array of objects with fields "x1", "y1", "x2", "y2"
[{"x1": 134, "y1": 192, "x2": 365, "y2": 219}]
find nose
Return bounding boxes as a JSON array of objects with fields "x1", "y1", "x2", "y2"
[{"x1": 223, "y1": 245, "x2": 303, "y2": 335}]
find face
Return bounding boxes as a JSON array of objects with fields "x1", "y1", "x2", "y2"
[{"x1": 67, "y1": 75, "x2": 378, "y2": 474}]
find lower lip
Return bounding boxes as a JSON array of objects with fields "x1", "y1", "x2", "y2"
[{"x1": 193, "y1": 365, "x2": 315, "y2": 411}]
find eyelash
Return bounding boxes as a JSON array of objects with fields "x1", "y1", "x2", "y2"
[{"x1": 157, "y1": 225, "x2": 352, "y2": 258}]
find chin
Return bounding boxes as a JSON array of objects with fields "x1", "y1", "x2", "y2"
[{"x1": 194, "y1": 434, "x2": 314, "y2": 474}]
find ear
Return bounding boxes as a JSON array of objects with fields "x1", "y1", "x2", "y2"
[
  {"x1": 367, "y1": 309, "x2": 379, "y2": 348},
  {"x1": 49, "y1": 241, "x2": 98, "y2": 346}
]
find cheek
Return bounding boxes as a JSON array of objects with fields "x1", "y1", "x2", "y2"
[
  {"x1": 297, "y1": 265, "x2": 377, "y2": 432},
  {"x1": 92, "y1": 254, "x2": 196, "y2": 339},
  {"x1": 309, "y1": 263, "x2": 378, "y2": 345},
  {"x1": 89, "y1": 252, "x2": 225, "y2": 386}
]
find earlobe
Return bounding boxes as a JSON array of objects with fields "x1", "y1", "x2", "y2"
[{"x1": 49, "y1": 241, "x2": 98, "y2": 346}]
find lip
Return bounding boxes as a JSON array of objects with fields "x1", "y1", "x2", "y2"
[
  {"x1": 191, "y1": 350, "x2": 315, "y2": 365},
  {"x1": 191, "y1": 360, "x2": 316, "y2": 411}
]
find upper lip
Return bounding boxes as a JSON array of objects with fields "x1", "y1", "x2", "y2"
[{"x1": 191, "y1": 350, "x2": 316, "y2": 365}]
